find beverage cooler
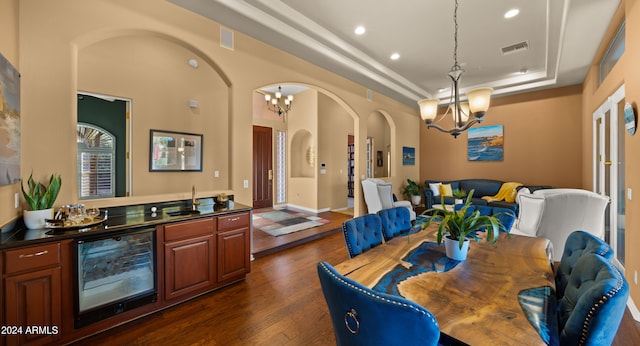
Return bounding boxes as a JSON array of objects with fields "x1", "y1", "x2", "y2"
[{"x1": 74, "y1": 228, "x2": 157, "y2": 328}]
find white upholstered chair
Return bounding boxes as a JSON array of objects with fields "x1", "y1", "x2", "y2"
[
  {"x1": 361, "y1": 178, "x2": 416, "y2": 221},
  {"x1": 511, "y1": 188, "x2": 609, "y2": 261}
]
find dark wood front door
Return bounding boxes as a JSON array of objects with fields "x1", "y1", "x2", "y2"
[{"x1": 253, "y1": 126, "x2": 273, "y2": 209}]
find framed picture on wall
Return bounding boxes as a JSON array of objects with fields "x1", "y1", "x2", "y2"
[
  {"x1": 150, "y1": 129, "x2": 203, "y2": 171},
  {"x1": 402, "y1": 146, "x2": 415, "y2": 165},
  {"x1": 468, "y1": 125, "x2": 503, "y2": 161},
  {"x1": 0, "y1": 53, "x2": 20, "y2": 186}
]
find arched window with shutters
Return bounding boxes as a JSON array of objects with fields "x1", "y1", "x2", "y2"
[{"x1": 77, "y1": 123, "x2": 115, "y2": 199}]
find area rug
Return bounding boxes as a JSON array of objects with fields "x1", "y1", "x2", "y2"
[{"x1": 253, "y1": 209, "x2": 331, "y2": 237}]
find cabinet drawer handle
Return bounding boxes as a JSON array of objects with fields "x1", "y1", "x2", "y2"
[
  {"x1": 228, "y1": 217, "x2": 241, "y2": 222},
  {"x1": 19, "y1": 250, "x2": 48, "y2": 259}
]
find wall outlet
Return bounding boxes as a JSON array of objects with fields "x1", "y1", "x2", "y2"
[
  {"x1": 635, "y1": 270, "x2": 638, "y2": 285},
  {"x1": 14, "y1": 193, "x2": 19, "y2": 209},
  {"x1": 628, "y1": 188, "x2": 633, "y2": 200},
  {"x1": 214, "y1": 170, "x2": 219, "y2": 178},
  {"x1": 243, "y1": 179, "x2": 249, "y2": 188}
]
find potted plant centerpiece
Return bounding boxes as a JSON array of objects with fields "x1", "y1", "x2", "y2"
[
  {"x1": 452, "y1": 188, "x2": 467, "y2": 205},
  {"x1": 21, "y1": 173, "x2": 61, "y2": 229},
  {"x1": 402, "y1": 178, "x2": 424, "y2": 206},
  {"x1": 422, "y1": 189, "x2": 504, "y2": 260}
]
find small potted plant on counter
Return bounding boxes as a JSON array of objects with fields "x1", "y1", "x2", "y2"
[
  {"x1": 402, "y1": 178, "x2": 424, "y2": 206},
  {"x1": 422, "y1": 189, "x2": 504, "y2": 260},
  {"x1": 21, "y1": 173, "x2": 62, "y2": 229}
]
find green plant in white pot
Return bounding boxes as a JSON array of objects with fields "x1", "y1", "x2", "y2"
[
  {"x1": 21, "y1": 173, "x2": 61, "y2": 229},
  {"x1": 402, "y1": 179, "x2": 424, "y2": 206},
  {"x1": 421, "y1": 189, "x2": 504, "y2": 260}
]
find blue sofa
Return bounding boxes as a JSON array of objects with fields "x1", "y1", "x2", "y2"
[{"x1": 423, "y1": 179, "x2": 551, "y2": 213}]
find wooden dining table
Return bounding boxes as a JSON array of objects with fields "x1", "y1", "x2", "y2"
[{"x1": 333, "y1": 222, "x2": 558, "y2": 346}]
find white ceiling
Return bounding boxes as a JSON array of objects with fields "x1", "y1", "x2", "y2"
[{"x1": 169, "y1": 0, "x2": 620, "y2": 107}]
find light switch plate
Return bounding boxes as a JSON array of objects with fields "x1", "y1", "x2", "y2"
[
  {"x1": 628, "y1": 188, "x2": 633, "y2": 200},
  {"x1": 243, "y1": 180, "x2": 249, "y2": 188}
]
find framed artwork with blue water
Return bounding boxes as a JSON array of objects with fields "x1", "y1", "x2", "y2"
[
  {"x1": 0, "y1": 53, "x2": 20, "y2": 186},
  {"x1": 468, "y1": 125, "x2": 503, "y2": 161}
]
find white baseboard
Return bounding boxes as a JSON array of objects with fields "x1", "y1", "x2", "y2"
[
  {"x1": 281, "y1": 204, "x2": 330, "y2": 214},
  {"x1": 627, "y1": 296, "x2": 640, "y2": 321}
]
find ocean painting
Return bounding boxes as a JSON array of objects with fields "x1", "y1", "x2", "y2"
[
  {"x1": 468, "y1": 125, "x2": 503, "y2": 161},
  {"x1": 0, "y1": 53, "x2": 20, "y2": 186},
  {"x1": 402, "y1": 146, "x2": 415, "y2": 165}
]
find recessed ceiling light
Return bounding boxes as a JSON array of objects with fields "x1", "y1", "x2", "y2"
[
  {"x1": 390, "y1": 53, "x2": 400, "y2": 60},
  {"x1": 354, "y1": 26, "x2": 366, "y2": 35},
  {"x1": 504, "y1": 9, "x2": 519, "y2": 19}
]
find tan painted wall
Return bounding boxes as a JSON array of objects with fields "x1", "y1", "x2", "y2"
[
  {"x1": 287, "y1": 89, "x2": 318, "y2": 209},
  {"x1": 319, "y1": 92, "x2": 354, "y2": 210},
  {"x1": 581, "y1": 0, "x2": 640, "y2": 310},
  {"x1": 2, "y1": 0, "x2": 421, "y2": 228},
  {"x1": 420, "y1": 85, "x2": 583, "y2": 188},
  {"x1": 78, "y1": 35, "x2": 231, "y2": 196}
]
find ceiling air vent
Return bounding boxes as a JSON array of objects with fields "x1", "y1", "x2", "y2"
[{"x1": 501, "y1": 41, "x2": 529, "y2": 55}]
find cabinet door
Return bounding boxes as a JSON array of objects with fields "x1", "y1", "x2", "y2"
[
  {"x1": 4, "y1": 267, "x2": 62, "y2": 346},
  {"x1": 217, "y1": 226, "x2": 250, "y2": 283},
  {"x1": 164, "y1": 234, "x2": 215, "y2": 302}
]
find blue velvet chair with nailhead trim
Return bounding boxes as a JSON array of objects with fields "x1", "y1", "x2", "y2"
[
  {"x1": 555, "y1": 230, "x2": 614, "y2": 299},
  {"x1": 377, "y1": 206, "x2": 412, "y2": 241},
  {"x1": 317, "y1": 261, "x2": 441, "y2": 346},
  {"x1": 556, "y1": 253, "x2": 629, "y2": 345},
  {"x1": 341, "y1": 214, "x2": 384, "y2": 258}
]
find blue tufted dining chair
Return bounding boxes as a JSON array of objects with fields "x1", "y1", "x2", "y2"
[
  {"x1": 377, "y1": 206, "x2": 412, "y2": 241},
  {"x1": 555, "y1": 230, "x2": 614, "y2": 299},
  {"x1": 317, "y1": 261, "x2": 441, "y2": 346},
  {"x1": 557, "y1": 253, "x2": 629, "y2": 345},
  {"x1": 342, "y1": 214, "x2": 384, "y2": 258}
]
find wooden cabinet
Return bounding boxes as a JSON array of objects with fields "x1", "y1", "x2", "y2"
[
  {"x1": 163, "y1": 217, "x2": 216, "y2": 302},
  {"x1": 1, "y1": 207, "x2": 251, "y2": 344},
  {"x1": 217, "y1": 212, "x2": 250, "y2": 284},
  {"x1": 3, "y1": 242, "x2": 62, "y2": 346}
]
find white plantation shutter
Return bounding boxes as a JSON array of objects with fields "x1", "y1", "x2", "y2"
[{"x1": 77, "y1": 123, "x2": 115, "y2": 199}]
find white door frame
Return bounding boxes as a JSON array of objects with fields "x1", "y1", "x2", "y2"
[{"x1": 592, "y1": 83, "x2": 624, "y2": 269}]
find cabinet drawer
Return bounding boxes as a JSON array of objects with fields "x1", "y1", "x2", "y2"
[
  {"x1": 217, "y1": 212, "x2": 250, "y2": 231},
  {"x1": 164, "y1": 217, "x2": 215, "y2": 242},
  {"x1": 5, "y1": 242, "x2": 61, "y2": 274}
]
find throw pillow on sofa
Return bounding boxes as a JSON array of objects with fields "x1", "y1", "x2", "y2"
[
  {"x1": 438, "y1": 183, "x2": 453, "y2": 197},
  {"x1": 429, "y1": 182, "x2": 441, "y2": 197}
]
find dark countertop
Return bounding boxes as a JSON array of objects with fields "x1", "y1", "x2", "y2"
[{"x1": 0, "y1": 197, "x2": 252, "y2": 249}]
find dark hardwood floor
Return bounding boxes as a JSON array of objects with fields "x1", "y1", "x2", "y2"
[{"x1": 72, "y1": 212, "x2": 640, "y2": 345}]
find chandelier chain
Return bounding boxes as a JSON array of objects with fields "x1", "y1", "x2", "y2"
[{"x1": 452, "y1": 0, "x2": 459, "y2": 70}]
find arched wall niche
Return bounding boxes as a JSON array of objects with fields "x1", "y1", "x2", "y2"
[
  {"x1": 76, "y1": 31, "x2": 231, "y2": 197},
  {"x1": 291, "y1": 129, "x2": 314, "y2": 178}
]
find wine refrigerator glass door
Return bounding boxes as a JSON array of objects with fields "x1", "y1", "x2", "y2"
[{"x1": 75, "y1": 228, "x2": 157, "y2": 328}]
